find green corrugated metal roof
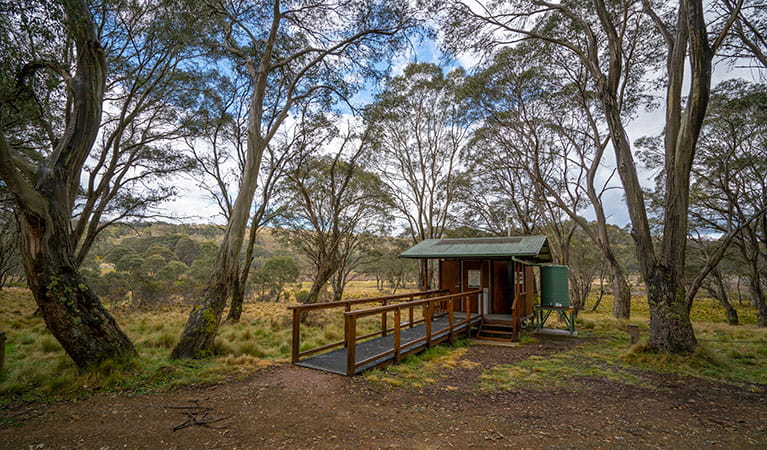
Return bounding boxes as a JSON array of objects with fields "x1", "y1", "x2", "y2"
[{"x1": 399, "y1": 236, "x2": 552, "y2": 262}]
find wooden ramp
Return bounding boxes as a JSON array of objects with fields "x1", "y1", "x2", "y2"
[
  {"x1": 296, "y1": 314, "x2": 482, "y2": 375},
  {"x1": 289, "y1": 289, "x2": 486, "y2": 376}
]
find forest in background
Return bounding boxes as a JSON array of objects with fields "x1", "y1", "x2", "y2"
[{"x1": 3, "y1": 216, "x2": 762, "y2": 329}]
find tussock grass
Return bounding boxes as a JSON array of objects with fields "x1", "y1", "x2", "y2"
[
  {"x1": 478, "y1": 293, "x2": 767, "y2": 392},
  {"x1": 2, "y1": 282, "x2": 765, "y2": 401},
  {"x1": 580, "y1": 292, "x2": 760, "y2": 325},
  {"x1": 0, "y1": 283, "x2": 387, "y2": 400}
]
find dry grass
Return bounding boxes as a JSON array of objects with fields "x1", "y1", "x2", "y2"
[
  {"x1": 2, "y1": 282, "x2": 765, "y2": 400},
  {"x1": 578, "y1": 292, "x2": 760, "y2": 325},
  {"x1": 0, "y1": 282, "x2": 387, "y2": 400}
]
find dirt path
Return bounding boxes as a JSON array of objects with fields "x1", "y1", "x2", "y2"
[{"x1": 2, "y1": 337, "x2": 765, "y2": 449}]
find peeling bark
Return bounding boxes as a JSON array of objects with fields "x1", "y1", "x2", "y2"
[
  {"x1": 0, "y1": 1, "x2": 136, "y2": 367},
  {"x1": 19, "y1": 205, "x2": 136, "y2": 366}
]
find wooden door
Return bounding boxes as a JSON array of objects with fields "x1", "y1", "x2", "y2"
[
  {"x1": 439, "y1": 260, "x2": 460, "y2": 294},
  {"x1": 492, "y1": 260, "x2": 510, "y2": 314}
]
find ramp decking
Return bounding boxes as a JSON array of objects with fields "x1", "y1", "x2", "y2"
[{"x1": 296, "y1": 314, "x2": 482, "y2": 375}]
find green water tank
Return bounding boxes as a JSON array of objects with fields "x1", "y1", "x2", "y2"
[{"x1": 540, "y1": 265, "x2": 569, "y2": 307}]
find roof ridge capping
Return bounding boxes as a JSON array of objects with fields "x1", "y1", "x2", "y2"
[{"x1": 398, "y1": 235, "x2": 552, "y2": 263}]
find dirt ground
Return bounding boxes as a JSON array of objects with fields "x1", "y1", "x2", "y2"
[{"x1": 2, "y1": 336, "x2": 765, "y2": 449}]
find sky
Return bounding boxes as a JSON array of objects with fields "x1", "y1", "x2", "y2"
[{"x1": 157, "y1": 32, "x2": 763, "y2": 231}]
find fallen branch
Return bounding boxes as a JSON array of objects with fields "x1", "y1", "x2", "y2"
[{"x1": 167, "y1": 400, "x2": 231, "y2": 432}]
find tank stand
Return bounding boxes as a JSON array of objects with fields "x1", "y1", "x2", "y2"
[{"x1": 534, "y1": 305, "x2": 575, "y2": 335}]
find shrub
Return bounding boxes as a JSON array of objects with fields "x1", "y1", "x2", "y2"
[{"x1": 294, "y1": 289, "x2": 310, "y2": 304}]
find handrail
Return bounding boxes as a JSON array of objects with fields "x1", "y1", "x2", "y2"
[
  {"x1": 344, "y1": 290, "x2": 482, "y2": 318},
  {"x1": 290, "y1": 289, "x2": 449, "y2": 363},
  {"x1": 344, "y1": 289, "x2": 483, "y2": 375},
  {"x1": 287, "y1": 289, "x2": 447, "y2": 312}
]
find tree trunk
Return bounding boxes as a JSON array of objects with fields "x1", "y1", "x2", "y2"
[
  {"x1": 18, "y1": 208, "x2": 136, "y2": 367},
  {"x1": 172, "y1": 134, "x2": 265, "y2": 358},
  {"x1": 611, "y1": 265, "x2": 631, "y2": 319},
  {"x1": 305, "y1": 263, "x2": 335, "y2": 304},
  {"x1": 737, "y1": 276, "x2": 743, "y2": 305},
  {"x1": 306, "y1": 280, "x2": 325, "y2": 304},
  {"x1": 227, "y1": 222, "x2": 262, "y2": 323},
  {"x1": 226, "y1": 272, "x2": 244, "y2": 323},
  {"x1": 0, "y1": 0, "x2": 137, "y2": 368},
  {"x1": 646, "y1": 265, "x2": 697, "y2": 352},
  {"x1": 716, "y1": 280, "x2": 738, "y2": 326},
  {"x1": 703, "y1": 268, "x2": 738, "y2": 325},
  {"x1": 171, "y1": 274, "x2": 231, "y2": 358},
  {"x1": 592, "y1": 271, "x2": 605, "y2": 312},
  {"x1": 748, "y1": 273, "x2": 767, "y2": 327},
  {"x1": 332, "y1": 283, "x2": 344, "y2": 302},
  {"x1": 418, "y1": 259, "x2": 428, "y2": 290}
]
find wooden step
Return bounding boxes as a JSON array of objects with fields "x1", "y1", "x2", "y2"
[
  {"x1": 473, "y1": 335, "x2": 515, "y2": 342},
  {"x1": 483, "y1": 320, "x2": 515, "y2": 326},
  {"x1": 478, "y1": 328, "x2": 515, "y2": 336},
  {"x1": 482, "y1": 322, "x2": 515, "y2": 329}
]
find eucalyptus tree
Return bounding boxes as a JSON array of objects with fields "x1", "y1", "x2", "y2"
[
  {"x1": 638, "y1": 79, "x2": 767, "y2": 325},
  {"x1": 459, "y1": 64, "x2": 544, "y2": 238},
  {"x1": 443, "y1": 0, "x2": 742, "y2": 352},
  {"x1": 568, "y1": 226, "x2": 604, "y2": 311},
  {"x1": 679, "y1": 80, "x2": 766, "y2": 325},
  {"x1": 465, "y1": 46, "x2": 632, "y2": 318},
  {"x1": 366, "y1": 63, "x2": 471, "y2": 289},
  {"x1": 276, "y1": 128, "x2": 392, "y2": 303},
  {"x1": 186, "y1": 74, "x2": 323, "y2": 321},
  {"x1": 716, "y1": 0, "x2": 767, "y2": 70},
  {"x1": 172, "y1": 0, "x2": 415, "y2": 357},
  {"x1": 685, "y1": 239, "x2": 740, "y2": 325},
  {"x1": 72, "y1": 0, "x2": 203, "y2": 267},
  {"x1": 0, "y1": 0, "x2": 136, "y2": 366}
]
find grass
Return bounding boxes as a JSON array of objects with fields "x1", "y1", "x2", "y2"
[
  {"x1": 1, "y1": 283, "x2": 765, "y2": 402},
  {"x1": 478, "y1": 353, "x2": 649, "y2": 391},
  {"x1": 365, "y1": 339, "x2": 478, "y2": 389},
  {"x1": 477, "y1": 296, "x2": 767, "y2": 392},
  {"x1": 0, "y1": 283, "x2": 392, "y2": 401},
  {"x1": 0, "y1": 288, "x2": 280, "y2": 401},
  {"x1": 573, "y1": 293, "x2": 767, "y2": 386},
  {"x1": 366, "y1": 292, "x2": 766, "y2": 392},
  {"x1": 578, "y1": 292, "x2": 761, "y2": 326}
]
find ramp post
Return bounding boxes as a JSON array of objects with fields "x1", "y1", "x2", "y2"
[
  {"x1": 345, "y1": 315, "x2": 357, "y2": 376},
  {"x1": 291, "y1": 310, "x2": 300, "y2": 363}
]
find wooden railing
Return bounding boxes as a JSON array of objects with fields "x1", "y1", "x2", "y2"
[
  {"x1": 288, "y1": 289, "x2": 447, "y2": 364},
  {"x1": 343, "y1": 289, "x2": 482, "y2": 375}
]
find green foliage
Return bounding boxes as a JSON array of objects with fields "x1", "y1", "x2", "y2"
[
  {"x1": 276, "y1": 148, "x2": 394, "y2": 303},
  {"x1": 252, "y1": 256, "x2": 300, "y2": 301},
  {"x1": 75, "y1": 227, "x2": 234, "y2": 304},
  {"x1": 294, "y1": 289, "x2": 311, "y2": 304},
  {"x1": 143, "y1": 245, "x2": 178, "y2": 264},
  {"x1": 365, "y1": 62, "x2": 471, "y2": 241},
  {"x1": 140, "y1": 254, "x2": 167, "y2": 276},
  {"x1": 174, "y1": 236, "x2": 201, "y2": 266},
  {"x1": 94, "y1": 271, "x2": 131, "y2": 302},
  {"x1": 156, "y1": 261, "x2": 188, "y2": 282}
]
